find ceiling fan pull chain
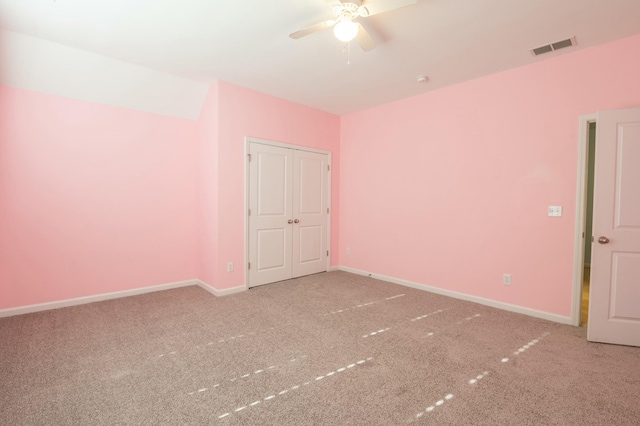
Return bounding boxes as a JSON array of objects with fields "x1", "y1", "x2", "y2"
[{"x1": 342, "y1": 43, "x2": 348, "y2": 65}]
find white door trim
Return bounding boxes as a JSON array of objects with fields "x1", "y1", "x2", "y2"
[
  {"x1": 247, "y1": 136, "x2": 331, "y2": 156},
  {"x1": 571, "y1": 113, "x2": 597, "y2": 326},
  {"x1": 244, "y1": 136, "x2": 332, "y2": 290}
]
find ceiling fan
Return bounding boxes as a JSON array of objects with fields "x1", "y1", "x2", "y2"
[{"x1": 289, "y1": 0, "x2": 418, "y2": 51}]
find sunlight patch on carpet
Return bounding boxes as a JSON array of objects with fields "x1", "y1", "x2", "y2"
[
  {"x1": 512, "y1": 332, "x2": 550, "y2": 357},
  {"x1": 410, "y1": 309, "x2": 446, "y2": 322},
  {"x1": 215, "y1": 357, "x2": 374, "y2": 420},
  {"x1": 187, "y1": 355, "x2": 308, "y2": 396},
  {"x1": 410, "y1": 392, "x2": 455, "y2": 421},
  {"x1": 326, "y1": 293, "x2": 406, "y2": 315},
  {"x1": 468, "y1": 370, "x2": 489, "y2": 385}
]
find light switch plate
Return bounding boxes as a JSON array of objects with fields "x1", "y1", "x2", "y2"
[{"x1": 548, "y1": 206, "x2": 563, "y2": 217}]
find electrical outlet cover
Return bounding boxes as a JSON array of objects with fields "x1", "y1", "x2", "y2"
[{"x1": 548, "y1": 206, "x2": 563, "y2": 217}]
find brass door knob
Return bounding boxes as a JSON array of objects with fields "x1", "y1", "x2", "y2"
[{"x1": 597, "y1": 236, "x2": 610, "y2": 244}]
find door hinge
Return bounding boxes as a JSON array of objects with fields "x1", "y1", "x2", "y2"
[
  {"x1": 247, "y1": 153, "x2": 252, "y2": 161},
  {"x1": 248, "y1": 262, "x2": 251, "y2": 270},
  {"x1": 326, "y1": 250, "x2": 329, "y2": 256},
  {"x1": 327, "y1": 207, "x2": 330, "y2": 214},
  {"x1": 248, "y1": 209, "x2": 251, "y2": 216},
  {"x1": 327, "y1": 165, "x2": 330, "y2": 171}
]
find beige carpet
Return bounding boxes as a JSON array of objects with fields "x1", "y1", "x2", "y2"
[{"x1": 1, "y1": 271, "x2": 639, "y2": 425}]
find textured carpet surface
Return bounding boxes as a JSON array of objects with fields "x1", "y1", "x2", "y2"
[{"x1": 1, "y1": 271, "x2": 639, "y2": 425}]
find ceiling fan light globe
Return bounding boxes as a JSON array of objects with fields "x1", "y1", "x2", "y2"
[{"x1": 333, "y1": 20, "x2": 359, "y2": 42}]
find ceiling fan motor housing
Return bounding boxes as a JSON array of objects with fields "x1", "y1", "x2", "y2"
[{"x1": 332, "y1": 2, "x2": 367, "y2": 20}]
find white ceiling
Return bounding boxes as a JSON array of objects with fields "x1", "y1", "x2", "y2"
[{"x1": 1, "y1": 0, "x2": 639, "y2": 116}]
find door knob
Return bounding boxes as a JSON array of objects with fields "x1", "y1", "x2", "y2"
[
  {"x1": 294, "y1": 219, "x2": 300, "y2": 223},
  {"x1": 597, "y1": 236, "x2": 610, "y2": 244},
  {"x1": 288, "y1": 219, "x2": 293, "y2": 224}
]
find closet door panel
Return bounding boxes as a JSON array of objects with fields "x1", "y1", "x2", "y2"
[
  {"x1": 292, "y1": 150, "x2": 328, "y2": 278},
  {"x1": 248, "y1": 143, "x2": 293, "y2": 287}
]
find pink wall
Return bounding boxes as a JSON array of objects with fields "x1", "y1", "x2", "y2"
[
  {"x1": 195, "y1": 82, "x2": 220, "y2": 286},
  {"x1": 0, "y1": 80, "x2": 340, "y2": 309},
  {"x1": 210, "y1": 81, "x2": 341, "y2": 289},
  {"x1": 5, "y1": 34, "x2": 637, "y2": 316},
  {"x1": 0, "y1": 86, "x2": 199, "y2": 309},
  {"x1": 339, "y1": 35, "x2": 640, "y2": 318}
]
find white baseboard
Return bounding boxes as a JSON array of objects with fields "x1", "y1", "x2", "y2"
[
  {"x1": 0, "y1": 278, "x2": 250, "y2": 318},
  {"x1": 196, "y1": 280, "x2": 246, "y2": 297},
  {"x1": 1, "y1": 269, "x2": 570, "y2": 324},
  {"x1": 0, "y1": 279, "x2": 200, "y2": 318},
  {"x1": 337, "y1": 266, "x2": 572, "y2": 325},
  {"x1": 329, "y1": 265, "x2": 340, "y2": 272}
]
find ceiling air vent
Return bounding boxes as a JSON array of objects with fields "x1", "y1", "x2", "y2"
[{"x1": 530, "y1": 36, "x2": 576, "y2": 56}]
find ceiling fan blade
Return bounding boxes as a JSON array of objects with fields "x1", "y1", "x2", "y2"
[
  {"x1": 355, "y1": 23, "x2": 376, "y2": 51},
  {"x1": 359, "y1": 0, "x2": 417, "y2": 17},
  {"x1": 289, "y1": 20, "x2": 335, "y2": 39}
]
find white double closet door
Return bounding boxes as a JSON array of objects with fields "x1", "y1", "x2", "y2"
[{"x1": 248, "y1": 141, "x2": 330, "y2": 287}]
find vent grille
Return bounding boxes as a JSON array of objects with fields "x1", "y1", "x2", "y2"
[{"x1": 531, "y1": 36, "x2": 576, "y2": 56}]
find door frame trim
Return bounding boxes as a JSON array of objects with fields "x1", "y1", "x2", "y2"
[
  {"x1": 244, "y1": 136, "x2": 332, "y2": 290},
  {"x1": 571, "y1": 113, "x2": 597, "y2": 326}
]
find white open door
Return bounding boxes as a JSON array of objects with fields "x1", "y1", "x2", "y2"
[
  {"x1": 248, "y1": 141, "x2": 329, "y2": 288},
  {"x1": 588, "y1": 107, "x2": 640, "y2": 347}
]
